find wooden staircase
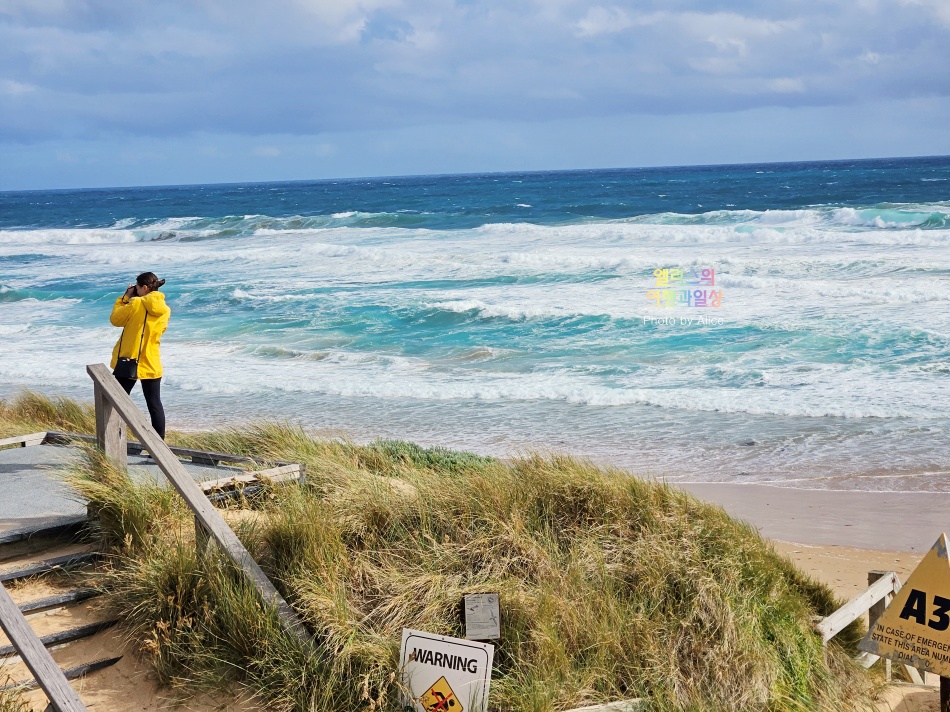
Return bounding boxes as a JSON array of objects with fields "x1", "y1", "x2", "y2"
[{"x1": 0, "y1": 519, "x2": 120, "y2": 711}]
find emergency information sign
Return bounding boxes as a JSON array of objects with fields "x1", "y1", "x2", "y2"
[
  {"x1": 400, "y1": 628, "x2": 494, "y2": 712},
  {"x1": 464, "y1": 593, "x2": 500, "y2": 640},
  {"x1": 858, "y1": 533, "x2": 950, "y2": 676}
]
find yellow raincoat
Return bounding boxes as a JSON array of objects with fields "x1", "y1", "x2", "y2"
[{"x1": 109, "y1": 291, "x2": 171, "y2": 379}]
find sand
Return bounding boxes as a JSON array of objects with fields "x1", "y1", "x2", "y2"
[{"x1": 679, "y1": 482, "x2": 950, "y2": 553}]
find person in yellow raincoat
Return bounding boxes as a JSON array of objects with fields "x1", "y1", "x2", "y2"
[{"x1": 110, "y1": 272, "x2": 171, "y2": 438}]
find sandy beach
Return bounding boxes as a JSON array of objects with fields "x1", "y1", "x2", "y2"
[{"x1": 679, "y1": 482, "x2": 950, "y2": 553}]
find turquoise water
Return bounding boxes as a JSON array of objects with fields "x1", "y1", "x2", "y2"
[{"x1": 2, "y1": 157, "x2": 949, "y2": 490}]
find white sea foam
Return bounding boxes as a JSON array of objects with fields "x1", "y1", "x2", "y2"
[
  {"x1": 154, "y1": 351, "x2": 945, "y2": 421},
  {"x1": 427, "y1": 299, "x2": 583, "y2": 321},
  {"x1": 0, "y1": 324, "x2": 30, "y2": 335},
  {"x1": 0, "y1": 228, "x2": 142, "y2": 245}
]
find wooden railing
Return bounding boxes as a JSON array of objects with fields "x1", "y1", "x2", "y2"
[
  {"x1": 42, "y1": 430, "x2": 304, "y2": 486},
  {"x1": 86, "y1": 363, "x2": 311, "y2": 646},
  {"x1": 817, "y1": 569, "x2": 927, "y2": 685}
]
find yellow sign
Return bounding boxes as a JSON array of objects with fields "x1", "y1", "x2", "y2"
[
  {"x1": 420, "y1": 675, "x2": 462, "y2": 712},
  {"x1": 858, "y1": 533, "x2": 950, "y2": 676}
]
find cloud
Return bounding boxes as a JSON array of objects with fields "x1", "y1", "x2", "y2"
[
  {"x1": 0, "y1": 0, "x2": 947, "y2": 147},
  {"x1": 575, "y1": 6, "x2": 634, "y2": 37},
  {"x1": 768, "y1": 77, "x2": 806, "y2": 93},
  {"x1": 902, "y1": 0, "x2": 950, "y2": 28},
  {"x1": 0, "y1": 78, "x2": 35, "y2": 95}
]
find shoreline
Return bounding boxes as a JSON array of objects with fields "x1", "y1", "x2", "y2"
[{"x1": 678, "y1": 482, "x2": 950, "y2": 553}]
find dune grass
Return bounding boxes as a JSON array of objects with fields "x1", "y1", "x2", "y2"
[
  {"x1": 0, "y1": 390, "x2": 96, "y2": 440},
  {"x1": 0, "y1": 684, "x2": 29, "y2": 712},
  {"x1": 1, "y1": 395, "x2": 877, "y2": 711}
]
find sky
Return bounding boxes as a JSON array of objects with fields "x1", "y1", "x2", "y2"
[{"x1": 1, "y1": 0, "x2": 949, "y2": 190}]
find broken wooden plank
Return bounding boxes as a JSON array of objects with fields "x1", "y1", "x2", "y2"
[
  {"x1": 0, "y1": 582, "x2": 88, "y2": 711},
  {"x1": 199, "y1": 464, "x2": 302, "y2": 493},
  {"x1": 0, "y1": 432, "x2": 47, "y2": 449}
]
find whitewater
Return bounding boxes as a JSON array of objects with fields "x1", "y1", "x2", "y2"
[{"x1": 1, "y1": 157, "x2": 949, "y2": 491}]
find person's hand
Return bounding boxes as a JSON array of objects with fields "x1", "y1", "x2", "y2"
[{"x1": 124, "y1": 284, "x2": 136, "y2": 298}]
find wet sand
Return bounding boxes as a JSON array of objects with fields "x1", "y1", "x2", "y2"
[{"x1": 679, "y1": 482, "x2": 950, "y2": 553}]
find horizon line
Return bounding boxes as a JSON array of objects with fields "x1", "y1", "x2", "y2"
[{"x1": 2, "y1": 152, "x2": 948, "y2": 196}]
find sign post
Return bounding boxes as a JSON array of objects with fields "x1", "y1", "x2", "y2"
[{"x1": 858, "y1": 533, "x2": 950, "y2": 708}]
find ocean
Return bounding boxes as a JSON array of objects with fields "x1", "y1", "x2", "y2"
[{"x1": 1, "y1": 156, "x2": 949, "y2": 491}]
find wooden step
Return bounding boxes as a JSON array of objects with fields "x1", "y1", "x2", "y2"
[
  {"x1": 18, "y1": 589, "x2": 103, "y2": 616},
  {"x1": 0, "y1": 655, "x2": 122, "y2": 693},
  {"x1": 0, "y1": 619, "x2": 119, "y2": 659},
  {"x1": 0, "y1": 515, "x2": 88, "y2": 547},
  {"x1": 0, "y1": 552, "x2": 102, "y2": 584}
]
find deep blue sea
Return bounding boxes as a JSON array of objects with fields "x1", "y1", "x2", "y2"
[{"x1": 2, "y1": 156, "x2": 949, "y2": 490}]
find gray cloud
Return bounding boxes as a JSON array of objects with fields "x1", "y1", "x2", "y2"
[{"x1": 0, "y1": 0, "x2": 948, "y2": 143}]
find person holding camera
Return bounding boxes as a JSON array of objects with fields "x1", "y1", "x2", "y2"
[{"x1": 110, "y1": 272, "x2": 171, "y2": 439}]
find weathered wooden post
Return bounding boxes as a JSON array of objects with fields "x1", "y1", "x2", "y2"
[
  {"x1": 867, "y1": 570, "x2": 893, "y2": 682},
  {"x1": 94, "y1": 380, "x2": 127, "y2": 469}
]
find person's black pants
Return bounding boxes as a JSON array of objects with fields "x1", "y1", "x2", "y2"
[{"x1": 115, "y1": 376, "x2": 166, "y2": 439}]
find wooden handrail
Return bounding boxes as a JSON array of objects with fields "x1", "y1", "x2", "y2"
[
  {"x1": 816, "y1": 572, "x2": 899, "y2": 643},
  {"x1": 43, "y1": 431, "x2": 303, "y2": 471},
  {"x1": 0, "y1": 581, "x2": 87, "y2": 712},
  {"x1": 86, "y1": 363, "x2": 311, "y2": 646},
  {"x1": 817, "y1": 569, "x2": 925, "y2": 685}
]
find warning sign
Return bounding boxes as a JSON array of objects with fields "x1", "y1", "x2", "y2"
[
  {"x1": 400, "y1": 629, "x2": 494, "y2": 712},
  {"x1": 859, "y1": 533, "x2": 950, "y2": 676},
  {"x1": 420, "y1": 676, "x2": 462, "y2": 712}
]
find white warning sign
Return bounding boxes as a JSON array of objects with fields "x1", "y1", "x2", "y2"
[{"x1": 400, "y1": 629, "x2": 494, "y2": 712}]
